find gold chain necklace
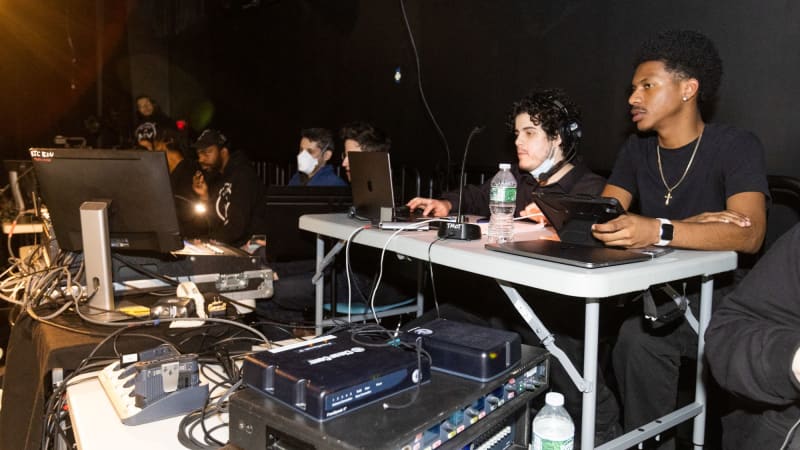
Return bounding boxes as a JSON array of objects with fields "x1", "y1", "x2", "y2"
[{"x1": 656, "y1": 130, "x2": 703, "y2": 206}]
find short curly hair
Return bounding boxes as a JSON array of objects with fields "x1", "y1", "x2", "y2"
[
  {"x1": 339, "y1": 121, "x2": 391, "y2": 153},
  {"x1": 634, "y1": 30, "x2": 723, "y2": 104},
  {"x1": 507, "y1": 88, "x2": 581, "y2": 150}
]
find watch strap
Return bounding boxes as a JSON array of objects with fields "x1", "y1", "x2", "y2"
[{"x1": 656, "y1": 218, "x2": 673, "y2": 247}]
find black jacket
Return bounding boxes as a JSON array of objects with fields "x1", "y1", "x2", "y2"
[
  {"x1": 442, "y1": 163, "x2": 606, "y2": 217},
  {"x1": 706, "y1": 223, "x2": 800, "y2": 449},
  {"x1": 207, "y1": 151, "x2": 267, "y2": 246}
]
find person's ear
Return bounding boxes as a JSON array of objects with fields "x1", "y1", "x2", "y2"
[
  {"x1": 322, "y1": 149, "x2": 332, "y2": 163},
  {"x1": 681, "y1": 78, "x2": 700, "y2": 102}
]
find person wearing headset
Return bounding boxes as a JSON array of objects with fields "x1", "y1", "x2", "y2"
[
  {"x1": 407, "y1": 88, "x2": 604, "y2": 220},
  {"x1": 288, "y1": 128, "x2": 347, "y2": 187},
  {"x1": 406, "y1": 89, "x2": 623, "y2": 445},
  {"x1": 590, "y1": 30, "x2": 769, "y2": 448}
]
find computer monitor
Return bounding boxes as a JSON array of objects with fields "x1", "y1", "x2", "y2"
[{"x1": 30, "y1": 148, "x2": 183, "y2": 320}]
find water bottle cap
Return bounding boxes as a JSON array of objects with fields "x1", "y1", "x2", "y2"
[
  {"x1": 498, "y1": 163, "x2": 511, "y2": 170},
  {"x1": 545, "y1": 392, "x2": 565, "y2": 407}
]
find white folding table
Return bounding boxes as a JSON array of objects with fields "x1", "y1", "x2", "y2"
[{"x1": 299, "y1": 213, "x2": 737, "y2": 450}]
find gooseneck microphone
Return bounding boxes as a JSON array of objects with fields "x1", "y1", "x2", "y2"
[{"x1": 438, "y1": 126, "x2": 485, "y2": 240}]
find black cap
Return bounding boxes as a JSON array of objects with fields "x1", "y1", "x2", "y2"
[{"x1": 191, "y1": 129, "x2": 228, "y2": 149}]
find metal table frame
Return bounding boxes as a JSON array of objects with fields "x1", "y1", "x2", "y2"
[{"x1": 299, "y1": 213, "x2": 737, "y2": 450}]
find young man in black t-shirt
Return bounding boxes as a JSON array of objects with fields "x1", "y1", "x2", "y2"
[{"x1": 592, "y1": 30, "x2": 770, "y2": 448}]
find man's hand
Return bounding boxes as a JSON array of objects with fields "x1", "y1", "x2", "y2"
[
  {"x1": 406, "y1": 197, "x2": 452, "y2": 217},
  {"x1": 682, "y1": 210, "x2": 752, "y2": 227},
  {"x1": 591, "y1": 213, "x2": 660, "y2": 248},
  {"x1": 192, "y1": 170, "x2": 209, "y2": 200},
  {"x1": 519, "y1": 202, "x2": 547, "y2": 223}
]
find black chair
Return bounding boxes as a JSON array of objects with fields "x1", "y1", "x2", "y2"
[
  {"x1": 263, "y1": 185, "x2": 352, "y2": 262},
  {"x1": 765, "y1": 175, "x2": 800, "y2": 251}
]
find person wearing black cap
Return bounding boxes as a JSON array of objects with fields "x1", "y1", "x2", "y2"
[{"x1": 191, "y1": 129, "x2": 267, "y2": 247}]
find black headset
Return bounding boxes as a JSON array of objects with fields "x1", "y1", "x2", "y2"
[
  {"x1": 535, "y1": 97, "x2": 583, "y2": 185},
  {"x1": 551, "y1": 98, "x2": 582, "y2": 152}
]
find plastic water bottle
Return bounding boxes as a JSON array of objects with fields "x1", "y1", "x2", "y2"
[
  {"x1": 532, "y1": 392, "x2": 574, "y2": 450},
  {"x1": 487, "y1": 163, "x2": 517, "y2": 243}
]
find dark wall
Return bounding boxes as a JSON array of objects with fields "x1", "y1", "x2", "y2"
[
  {"x1": 0, "y1": 1, "x2": 131, "y2": 156},
  {"x1": 3, "y1": 0, "x2": 799, "y2": 179}
]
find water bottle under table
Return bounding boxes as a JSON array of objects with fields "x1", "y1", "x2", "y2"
[{"x1": 532, "y1": 392, "x2": 574, "y2": 450}]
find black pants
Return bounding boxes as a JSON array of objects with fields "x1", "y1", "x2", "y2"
[{"x1": 612, "y1": 275, "x2": 737, "y2": 450}]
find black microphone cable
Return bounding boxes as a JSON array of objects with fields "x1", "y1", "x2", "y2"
[{"x1": 399, "y1": 0, "x2": 452, "y2": 190}]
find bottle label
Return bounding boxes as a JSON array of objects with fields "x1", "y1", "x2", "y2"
[
  {"x1": 490, "y1": 186, "x2": 517, "y2": 202},
  {"x1": 532, "y1": 435, "x2": 573, "y2": 450}
]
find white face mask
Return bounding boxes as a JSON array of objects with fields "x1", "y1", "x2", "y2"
[
  {"x1": 530, "y1": 145, "x2": 557, "y2": 181},
  {"x1": 296, "y1": 150, "x2": 319, "y2": 175}
]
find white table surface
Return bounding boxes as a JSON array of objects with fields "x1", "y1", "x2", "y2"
[{"x1": 298, "y1": 213, "x2": 737, "y2": 299}]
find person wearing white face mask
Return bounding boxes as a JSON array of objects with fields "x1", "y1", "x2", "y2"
[
  {"x1": 404, "y1": 89, "x2": 625, "y2": 445},
  {"x1": 288, "y1": 128, "x2": 347, "y2": 187},
  {"x1": 407, "y1": 88, "x2": 605, "y2": 221}
]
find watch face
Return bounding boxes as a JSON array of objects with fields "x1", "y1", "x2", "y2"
[{"x1": 661, "y1": 223, "x2": 674, "y2": 241}]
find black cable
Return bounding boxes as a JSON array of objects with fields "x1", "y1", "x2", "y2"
[
  {"x1": 426, "y1": 237, "x2": 444, "y2": 318},
  {"x1": 111, "y1": 253, "x2": 180, "y2": 286},
  {"x1": 382, "y1": 337, "x2": 429, "y2": 410},
  {"x1": 399, "y1": 0, "x2": 452, "y2": 190},
  {"x1": 199, "y1": 389, "x2": 225, "y2": 447},
  {"x1": 779, "y1": 414, "x2": 800, "y2": 450}
]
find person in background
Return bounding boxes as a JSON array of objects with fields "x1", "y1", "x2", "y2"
[
  {"x1": 705, "y1": 223, "x2": 800, "y2": 449},
  {"x1": 340, "y1": 121, "x2": 392, "y2": 181},
  {"x1": 288, "y1": 128, "x2": 347, "y2": 186},
  {"x1": 151, "y1": 127, "x2": 205, "y2": 239},
  {"x1": 591, "y1": 30, "x2": 769, "y2": 448},
  {"x1": 406, "y1": 89, "x2": 621, "y2": 444},
  {"x1": 258, "y1": 122, "x2": 413, "y2": 332},
  {"x1": 135, "y1": 94, "x2": 174, "y2": 130},
  {"x1": 191, "y1": 129, "x2": 267, "y2": 247}
]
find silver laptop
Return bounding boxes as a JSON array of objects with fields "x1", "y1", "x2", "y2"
[{"x1": 347, "y1": 152, "x2": 430, "y2": 227}]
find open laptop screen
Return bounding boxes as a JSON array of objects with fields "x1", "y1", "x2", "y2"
[{"x1": 348, "y1": 151, "x2": 396, "y2": 222}]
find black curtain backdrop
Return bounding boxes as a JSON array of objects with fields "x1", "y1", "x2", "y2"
[{"x1": 2, "y1": 0, "x2": 799, "y2": 179}]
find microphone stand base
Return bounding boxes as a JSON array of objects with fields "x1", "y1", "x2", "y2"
[{"x1": 437, "y1": 222, "x2": 482, "y2": 241}]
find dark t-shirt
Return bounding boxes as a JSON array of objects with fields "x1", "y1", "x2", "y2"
[{"x1": 607, "y1": 123, "x2": 770, "y2": 219}]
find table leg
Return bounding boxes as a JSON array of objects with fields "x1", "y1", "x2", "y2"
[
  {"x1": 582, "y1": 298, "x2": 600, "y2": 450},
  {"x1": 693, "y1": 275, "x2": 714, "y2": 449},
  {"x1": 496, "y1": 280, "x2": 588, "y2": 392},
  {"x1": 314, "y1": 235, "x2": 324, "y2": 335}
]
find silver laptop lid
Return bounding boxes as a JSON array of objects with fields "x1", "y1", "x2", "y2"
[{"x1": 347, "y1": 151, "x2": 396, "y2": 222}]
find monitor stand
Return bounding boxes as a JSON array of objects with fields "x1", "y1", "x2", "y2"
[{"x1": 79, "y1": 201, "x2": 128, "y2": 322}]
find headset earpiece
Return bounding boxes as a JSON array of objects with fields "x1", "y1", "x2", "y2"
[
  {"x1": 550, "y1": 99, "x2": 582, "y2": 150},
  {"x1": 535, "y1": 96, "x2": 582, "y2": 185}
]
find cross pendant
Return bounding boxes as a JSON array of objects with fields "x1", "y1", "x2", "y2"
[{"x1": 664, "y1": 191, "x2": 672, "y2": 206}]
